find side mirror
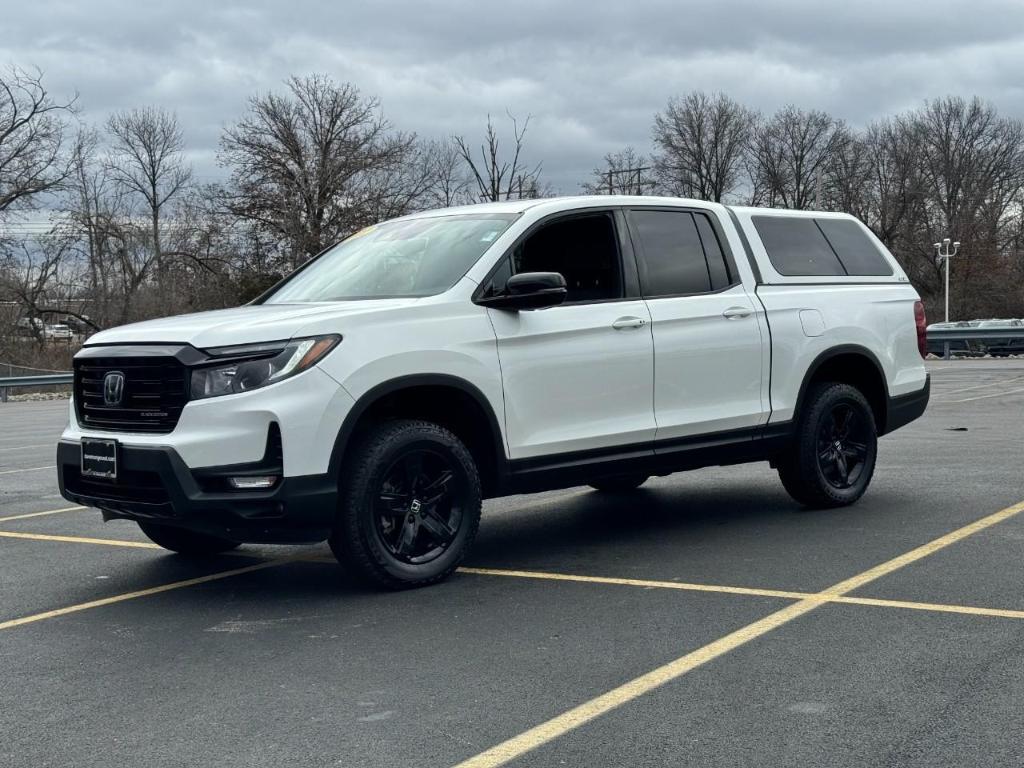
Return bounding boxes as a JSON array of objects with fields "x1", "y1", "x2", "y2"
[{"x1": 477, "y1": 272, "x2": 568, "y2": 310}]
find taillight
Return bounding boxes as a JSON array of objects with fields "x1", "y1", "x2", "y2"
[{"x1": 914, "y1": 300, "x2": 927, "y2": 358}]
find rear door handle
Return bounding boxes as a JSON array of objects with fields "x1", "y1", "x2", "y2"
[
  {"x1": 612, "y1": 316, "x2": 647, "y2": 330},
  {"x1": 722, "y1": 306, "x2": 753, "y2": 320}
]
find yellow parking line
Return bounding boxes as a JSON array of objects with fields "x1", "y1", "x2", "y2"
[
  {"x1": 833, "y1": 595, "x2": 1024, "y2": 621},
  {"x1": 0, "y1": 530, "x2": 160, "y2": 549},
  {"x1": 458, "y1": 567, "x2": 809, "y2": 600},
  {"x1": 0, "y1": 465, "x2": 55, "y2": 476},
  {"x1": 946, "y1": 386, "x2": 1024, "y2": 403},
  {"x1": 0, "y1": 505, "x2": 85, "y2": 523},
  {"x1": 0, "y1": 558, "x2": 296, "y2": 631},
  {"x1": 460, "y1": 568, "x2": 1024, "y2": 621},
  {"x1": 451, "y1": 498, "x2": 1024, "y2": 768},
  {"x1": 6, "y1": 529, "x2": 1024, "y2": 624}
]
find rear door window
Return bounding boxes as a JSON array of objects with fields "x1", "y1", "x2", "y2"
[
  {"x1": 694, "y1": 213, "x2": 732, "y2": 290},
  {"x1": 815, "y1": 218, "x2": 893, "y2": 276},
  {"x1": 629, "y1": 210, "x2": 711, "y2": 296}
]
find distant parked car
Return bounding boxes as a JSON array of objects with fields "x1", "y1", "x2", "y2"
[
  {"x1": 60, "y1": 317, "x2": 92, "y2": 335},
  {"x1": 43, "y1": 324, "x2": 73, "y2": 340}
]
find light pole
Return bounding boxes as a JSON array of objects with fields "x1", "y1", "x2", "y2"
[{"x1": 934, "y1": 238, "x2": 960, "y2": 323}]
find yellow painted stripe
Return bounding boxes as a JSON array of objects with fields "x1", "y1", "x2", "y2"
[
  {"x1": 821, "y1": 499, "x2": 1024, "y2": 596},
  {"x1": 453, "y1": 600, "x2": 821, "y2": 768},
  {"x1": 458, "y1": 567, "x2": 1024, "y2": 621},
  {"x1": 452, "y1": 499, "x2": 1024, "y2": 768},
  {"x1": 0, "y1": 558, "x2": 295, "y2": 631},
  {"x1": 6, "y1": 530, "x2": 1024, "y2": 624},
  {"x1": 0, "y1": 465, "x2": 55, "y2": 476},
  {"x1": 833, "y1": 595, "x2": 1024, "y2": 621},
  {"x1": 0, "y1": 505, "x2": 85, "y2": 523},
  {"x1": 457, "y1": 567, "x2": 809, "y2": 600},
  {"x1": 0, "y1": 530, "x2": 160, "y2": 549}
]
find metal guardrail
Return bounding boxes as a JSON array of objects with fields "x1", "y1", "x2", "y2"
[
  {"x1": 926, "y1": 327, "x2": 1024, "y2": 358},
  {"x1": 0, "y1": 373, "x2": 73, "y2": 403}
]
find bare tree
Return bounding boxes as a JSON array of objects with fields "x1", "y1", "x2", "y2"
[
  {"x1": 454, "y1": 113, "x2": 543, "y2": 202},
  {"x1": 106, "y1": 107, "x2": 192, "y2": 281},
  {"x1": 749, "y1": 105, "x2": 848, "y2": 209},
  {"x1": 219, "y1": 74, "x2": 417, "y2": 269},
  {"x1": 859, "y1": 116, "x2": 926, "y2": 249},
  {"x1": 0, "y1": 66, "x2": 77, "y2": 215},
  {"x1": 652, "y1": 92, "x2": 756, "y2": 202},
  {"x1": 421, "y1": 138, "x2": 473, "y2": 208},
  {"x1": 908, "y1": 97, "x2": 1024, "y2": 315},
  {"x1": 582, "y1": 147, "x2": 654, "y2": 194}
]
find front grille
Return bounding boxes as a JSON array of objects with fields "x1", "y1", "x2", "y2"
[{"x1": 74, "y1": 356, "x2": 188, "y2": 433}]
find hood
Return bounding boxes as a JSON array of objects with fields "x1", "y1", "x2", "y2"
[{"x1": 84, "y1": 299, "x2": 419, "y2": 349}]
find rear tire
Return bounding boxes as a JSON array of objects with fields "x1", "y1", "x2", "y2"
[
  {"x1": 589, "y1": 474, "x2": 649, "y2": 493},
  {"x1": 329, "y1": 419, "x2": 482, "y2": 590},
  {"x1": 777, "y1": 382, "x2": 878, "y2": 509},
  {"x1": 137, "y1": 521, "x2": 241, "y2": 555}
]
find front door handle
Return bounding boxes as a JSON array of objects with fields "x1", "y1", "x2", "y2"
[
  {"x1": 612, "y1": 316, "x2": 647, "y2": 330},
  {"x1": 722, "y1": 306, "x2": 753, "y2": 320}
]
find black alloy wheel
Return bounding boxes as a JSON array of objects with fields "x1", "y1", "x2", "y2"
[
  {"x1": 375, "y1": 448, "x2": 464, "y2": 564},
  {"x1": 816, "y1": 402, "x2": 871, "y2": 490}
]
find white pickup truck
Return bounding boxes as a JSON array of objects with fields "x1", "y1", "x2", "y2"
[{"x1": 58, "y1": 196, "x2": 930, "y2": 588}]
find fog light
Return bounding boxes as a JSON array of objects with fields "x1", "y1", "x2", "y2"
[{"x1": 227, "y1": 476, "x2": 278, "y2": 490}]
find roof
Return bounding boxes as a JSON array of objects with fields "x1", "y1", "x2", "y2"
[
  {"x1": 400, "y1": 196, "x2": 861, "y2": 221},
  {"x1": 399, "y1": 194, "x2": 723, "y2": 221}
]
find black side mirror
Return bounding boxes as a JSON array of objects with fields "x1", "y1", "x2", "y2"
[{"x1": 477, "y1": 272, "x2": 568, "y2": 310}]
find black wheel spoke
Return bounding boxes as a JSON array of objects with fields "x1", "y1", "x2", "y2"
[
  {"x1": 420, "y1": 469, "x2": 454, "y2": 504},
  {"x1": 393, "y1": 517, "x2": 418, "y2": 556},
  {"x1": 843, "y1": 441, "x2": 868, "y2": 460},
  {"x1": 419, "y1": 508, "x2": 454, "y2": 544},
  {"x1": 834, "y1": 451, "x2": 850, "y2": 485},
  {"x1": 378, "y1": 490, "x2": 409, "y2": 514}
]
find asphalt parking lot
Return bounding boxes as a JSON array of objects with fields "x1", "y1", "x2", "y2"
[{"x1": 2, "y1": 360, "x2": 1023, "y2": 768}]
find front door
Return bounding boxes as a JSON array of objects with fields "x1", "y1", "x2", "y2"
[{"x1": 482, "y1": 210, "x2": 656, "y2": 460}]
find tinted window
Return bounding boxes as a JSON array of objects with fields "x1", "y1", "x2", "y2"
[
  {"x1": 694, "y1": 213, "x2": 732, "y2": 290},
  {"x1": 816, "y1": 218, "x2": 893, "y2": 276},
  {"x1": 510, "y1": 213, "x2": 622, "y2": 303},
  {"x1": 631, "y1": 210, "x2": 711, "y2": 296},
  {"x1": 752, "y1": 216, "x2": 846, "y2": 277}
]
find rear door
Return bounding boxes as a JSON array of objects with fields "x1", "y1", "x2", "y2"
[
  {"x1": 626, "y1": 207, "x2": 766, "y2": 442},
  {"x1": 481, "y1": 210, "x2": 656, "y2": 460}
]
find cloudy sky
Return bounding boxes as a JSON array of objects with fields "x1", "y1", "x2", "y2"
[{"x1": 5, "y1": 0, "x2": 1024, "y2": 192}]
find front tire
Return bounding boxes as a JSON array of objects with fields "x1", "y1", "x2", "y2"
[
  {"x1": 777, "y1": 382, "x2": 878, "y2": 508},
  {"x1": 329, "y1": 420, "x2": 482, "y2": 589},
  {"x1": 137, "y1": 521, "x2": 241, "y2": 555}
]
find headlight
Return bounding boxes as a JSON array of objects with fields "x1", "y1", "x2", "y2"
[{"x1": 190, "y1": 335, "x2": 341, "y2": 400}]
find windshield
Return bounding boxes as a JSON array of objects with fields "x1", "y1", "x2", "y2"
[{"x1": 262, "y1": 213, "x2": 519, "y2": 303}]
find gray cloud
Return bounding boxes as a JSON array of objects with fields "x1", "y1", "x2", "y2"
[{"x1": 3, "y1": 0, "x2": 1024, "y2": 191}]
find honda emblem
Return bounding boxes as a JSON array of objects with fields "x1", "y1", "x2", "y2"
[{"x1": 103, "y1": 371, "x2": 125, "y2": 406}]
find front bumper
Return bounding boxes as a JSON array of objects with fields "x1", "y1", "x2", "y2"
[{"x1": 57, "y1": 440, "x2": 337, "y2": 543}]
